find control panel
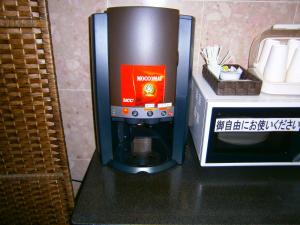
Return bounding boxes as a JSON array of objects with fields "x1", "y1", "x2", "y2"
[{"x1": 111, "y1": 106, "x2": 174, "y2": 119}]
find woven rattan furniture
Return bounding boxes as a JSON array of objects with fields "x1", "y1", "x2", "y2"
[{"x1": 0, "y1": 0, "x2": 74, "y2": 224}]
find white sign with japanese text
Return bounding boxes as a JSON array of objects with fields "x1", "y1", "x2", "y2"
[{"x1": 214, "y1": 118, "x2": 300, "y2": 132}]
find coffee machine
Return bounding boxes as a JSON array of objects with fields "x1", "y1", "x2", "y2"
[{"x1": 90, "y1": 7, "x2": 194, "y2": 173}]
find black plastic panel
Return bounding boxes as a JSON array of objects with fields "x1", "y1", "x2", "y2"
[{"x1": 206, "y1": 107, "x2": 300, "y2": 163}]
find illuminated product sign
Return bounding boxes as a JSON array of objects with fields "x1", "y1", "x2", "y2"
[{"x1": 121, "y1": 64, "x2": 166, "y2": 107}]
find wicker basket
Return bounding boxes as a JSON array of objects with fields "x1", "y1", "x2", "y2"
[
  {"x1": 203, "y1": 64, "x2": 262, "y2": 95},
  {"x1": 0, "y1": 1, "x2": 74, "y2": 224}
]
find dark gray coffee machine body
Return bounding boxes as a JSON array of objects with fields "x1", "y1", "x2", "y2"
[{"x1": 90, "y1": 7, "x2": 194, "y2": 173}]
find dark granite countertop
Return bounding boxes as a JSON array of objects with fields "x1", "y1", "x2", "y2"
[{"x1": 72, "y1": 135, "x2": 300, "y2": 224}]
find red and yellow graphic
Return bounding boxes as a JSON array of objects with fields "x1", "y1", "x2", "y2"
[{"x1": 121, "y1": 64, "x2": 166, "y2": 107}]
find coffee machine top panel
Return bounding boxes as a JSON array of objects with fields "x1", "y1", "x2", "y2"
[{"x1": 107, "y1": 7, "x2": 179, "y2": 110}]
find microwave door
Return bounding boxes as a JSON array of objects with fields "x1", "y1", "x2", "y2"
[{"x1": 204, "y1": 107, "x2": 300, "y2": 166}]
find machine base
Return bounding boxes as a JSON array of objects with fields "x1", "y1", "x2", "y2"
[{"x1": 109, "y1": 159, "x2": 177, "y2": 174}]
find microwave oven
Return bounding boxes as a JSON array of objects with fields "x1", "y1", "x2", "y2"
[{"x1": 189, "y1": 75, "x2": 300, "y2": 167}]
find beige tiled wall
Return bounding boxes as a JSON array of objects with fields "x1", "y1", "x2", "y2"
[{"x1": 48, "y1": 0, "x2": 300, "y2": 195}]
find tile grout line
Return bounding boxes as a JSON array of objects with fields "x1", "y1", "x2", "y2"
[
  {"x1": 293, "y1": 2, "x2": 299, "y2": 23},
  {"x1": 58, "y1": 88, "x2": 91, "y2": 92},
  {"x1": 199, "y1": 0, "x2": 205, "y2": 75},
  {"x1": 195, "y1": 0, "x2": 206, "y2": 76},
  {"x1": 69, "y1": 158, "x2": 92, "y2": 161}
]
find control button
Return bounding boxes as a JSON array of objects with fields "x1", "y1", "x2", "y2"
[
  {"x1": 122, "y1": 108, "x2": 129, "y2": 114},
  {"x1": 132, "y1": 110, "x2": 138, "y2": 117},
  {"x1": 147, "y1": 111, "x2": 153, "y2": 117},
  {"x1": 161, "y1": 111, "x2": 167, "y2": 116}
]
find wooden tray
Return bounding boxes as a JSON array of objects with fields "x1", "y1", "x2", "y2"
[{"x1": 202, "y1": 64, "x2": 262, "y2": 95}]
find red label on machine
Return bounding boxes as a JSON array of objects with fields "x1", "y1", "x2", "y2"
[{"x1": 121, "y1": 65, "x2": 166, "y2": 107}]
